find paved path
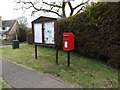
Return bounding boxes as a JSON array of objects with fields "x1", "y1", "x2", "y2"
[
  {"x1": 2, "y1": 58, "x2": 72, "y2": 88},
  {"x1": 0, "y1": 43, "x2": 28, "y2": 48}
]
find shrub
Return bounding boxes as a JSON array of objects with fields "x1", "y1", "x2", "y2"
[
  {"x1": 27, "y1": 32, "x2": 33, "y2": 44},
  {"x1": 17, "y1": 24, "x2": 27, "y2": 42},
  {"x1": 57, "y1": 2, "x2": 120, "y2": 69}
]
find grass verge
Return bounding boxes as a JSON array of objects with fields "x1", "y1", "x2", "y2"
[
  {"x1": 1, "y1": 40, "x2": 12, "y2": 46},
  {"x1": 1, "y1": 45, "x2": 119, "y2": 88},
  {"x1": 0, "y1": 79, "x2": 2, "y2": 89},
  {"x1": 0, "y1": 78, "x2": 11, "y2": 89}
]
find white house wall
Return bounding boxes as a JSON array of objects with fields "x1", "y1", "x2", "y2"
[
  {"x1": 0, "y1": 28, "x2": 2, "y2": 39},
  {"x1": 0, "y1": 27, "x2": 10, "y2": 40}
]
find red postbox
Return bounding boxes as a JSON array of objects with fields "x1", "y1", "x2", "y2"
[{"x1": 63, "y1": 33, "x2": 74, "y2": 51}]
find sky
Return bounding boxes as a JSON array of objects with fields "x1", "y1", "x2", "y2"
[
  {"x1": 0, "y1": 0, "x2": 35, "y2": 27},
  {"x1": 0, "y1": 0, "x2": 119, "y2": 27},
  {"x1": 0, "y1": 0, "x2": 21, "y2": 20}
]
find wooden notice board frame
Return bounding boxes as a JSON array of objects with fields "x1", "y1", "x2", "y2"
[{"x1": 32, "y1": 16, "x2": 57, "y2": 47}]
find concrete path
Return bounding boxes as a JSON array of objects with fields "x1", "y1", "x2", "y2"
[
  {"x1": 0, "y1": 43, "x2": 28, "y2": 48},
  {"x1": 2, "y1": 58, "x2": 72, "y2": 88}
]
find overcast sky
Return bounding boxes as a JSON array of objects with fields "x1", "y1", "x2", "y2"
[
  {"x1": 0, "y1": 0, "x2": 20, "y2": 20},
  {"x1": 0, "y1": 0, "x2": 33, "y2": 27},
  {"x1": 0, "y1": 0, "x2": 119, "y2": 27},
  {"x1": 0, "y1": 0, "x2": 87, "y2": 27}
]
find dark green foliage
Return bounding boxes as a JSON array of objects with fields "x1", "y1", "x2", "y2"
[
  {"x1": 27, "y1": 32, "x2": 33, "y2": 44},
  {"x1": 57, "y1": 2, "x2": 120, "y2": 69},
  {"x1": 17, "y1": 24, "x2": 27, "y2": 42}
]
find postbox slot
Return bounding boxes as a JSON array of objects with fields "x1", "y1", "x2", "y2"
[
  {"x1": 63, "y1": 35, "x2": 69, "y2": 37},
  {"x1": 64, "y1": 37, "x2": 69, "y2": 41}
]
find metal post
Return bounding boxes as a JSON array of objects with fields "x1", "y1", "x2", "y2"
[
  {"x1": 55, "y1": 44, "x2": 58, "y2": 64},
  {"x1": 35, "y1": 45, "x2": 37, "y2": 59},
  {"x1": 56, "y1": 48, "x2": 58, "y2": 64},
  {"x1": 68, "y1": 51, "x2": 70, "y2": 66}
]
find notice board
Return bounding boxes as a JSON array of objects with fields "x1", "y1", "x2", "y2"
[{"x1": 32, "y1": 16, "x2": 57, "y2": 46}]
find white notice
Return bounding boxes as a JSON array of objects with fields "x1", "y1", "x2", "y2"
[
  {"x1": 44, "y1": 22, "x2": 54, "y2": 44},
  {"x1": 34, "y1": 23, "x2": 42, "y2": 43},
  {"x1": 65, "y1": 41, "x2": 68, "y2": 48}
]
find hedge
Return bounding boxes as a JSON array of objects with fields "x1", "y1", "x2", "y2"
[
  {"x1": 57, "y1": 2, "x2": 120, "y2": 69},
  {"x1": 27, "y1": 32, "x2": 33, "y2": 44},
  {"x1": 17, "y1": 24, "x2": 27, "y2": 42}
]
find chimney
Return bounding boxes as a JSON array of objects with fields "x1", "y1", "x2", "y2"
[{"x1": 0, "y1": 16, "x2": 2, "y2": 27}]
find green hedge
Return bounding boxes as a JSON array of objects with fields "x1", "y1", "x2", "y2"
[
  {"x1": 57, "y1": 2, "x2": 120, "y2": 69},
  {"x1": 17, "y1": 24, "x2": 27, "y2": 42},
  {"x1": 27, "y1": 32, "x2": 33, "y2": 44}
]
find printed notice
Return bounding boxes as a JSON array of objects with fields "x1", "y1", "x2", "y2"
[
  {"x1": 34, "y1": 23, "x2": 42, "y2": 43},
  {"x1": 44, "y1": 22, "x2": 54, "y2": 44}
]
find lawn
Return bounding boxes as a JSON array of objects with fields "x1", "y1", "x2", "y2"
[
  {"x1": 1, "y1": 45, "x2": 119, "y2": 88},
  {"x1": 0, "y1": 78, "x2": 10, "y2": 89},
  {"x1": 1, "y1": 40, "x2": 12, "y2": 46},
  {"x1": 0, "y1": 79, "x2": 2, "y2": 89}
]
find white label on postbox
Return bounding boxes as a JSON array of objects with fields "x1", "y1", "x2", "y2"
[{"x1": 65, "y1": 41, "x2": 68, "y2": 48}]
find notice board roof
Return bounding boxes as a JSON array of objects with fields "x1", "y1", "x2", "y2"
[{"x1": 32, "y1": 16, "x2": 57, "y2": 23}]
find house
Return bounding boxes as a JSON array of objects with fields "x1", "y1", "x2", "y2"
[{"x1": 0, "y1": 16, "x2": 19, "y2": 41}]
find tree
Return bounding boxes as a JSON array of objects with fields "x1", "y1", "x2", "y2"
[
  {"x1": 17, "y1": 16, "x2": 28, "y2": 27},
  {"x1": 15, "y1": 0, "x2": 90, "y2": 18},
  {"x1": 17, "y1": 24, "x2": 27, "y2": 42},
  {"x1": 16, "y1": 16, "x2": 29, "y2": 42}
]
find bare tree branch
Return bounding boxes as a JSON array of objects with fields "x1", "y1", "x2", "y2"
[
  {"x1": 62, "y1": 1, "x2": 67, "y2": 17},
  {"x1": 38, "y1": 8, "x2": 62, "y2": 17},
  {"x1": 77, "y1": 6, "x2": 85, "y2": 13},
  {"x1": 73, "y1": 0, "x2": 89, "y2": 10},
  {"x1": 16, "y1": 1, "x2": 62, "y2": 17},
  {"x1": 20, "y1": 1, "x2": 40, "y2": 11},
  {"x1": 15, "y1": 0, "x2": 90, "y2": 18},
  {"x1": 68, "y1": 2, "x2": 73, "y2": 16},
  {"x1": 42, "y1": 0, "x2": 62, "y2": 8}
]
